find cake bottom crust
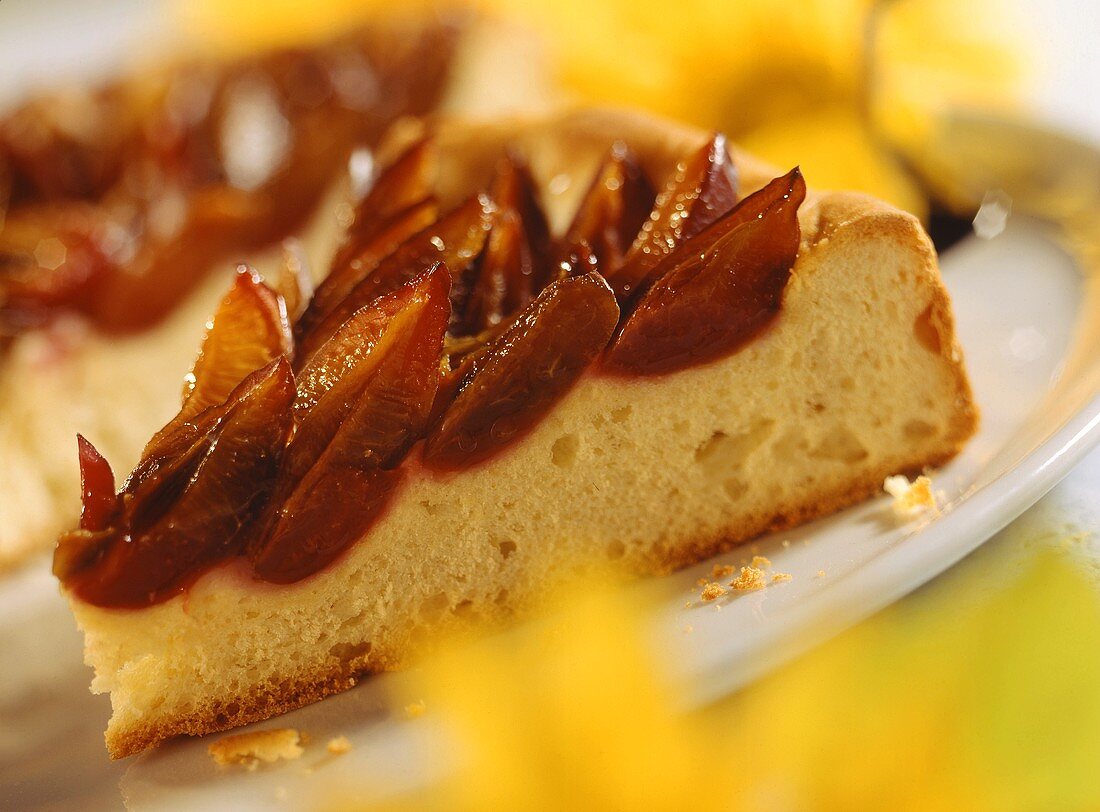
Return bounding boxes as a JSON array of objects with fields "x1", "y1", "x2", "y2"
[{"x1": 105, "y1": 446, "x2": 957, "y2": 759}]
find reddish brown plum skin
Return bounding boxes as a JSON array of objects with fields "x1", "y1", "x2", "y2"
[
  {"x1": 178, "y1": 266, "x2": 293, "y2": 422},
  {"x1": 604, "y1": 169, "x2": 806, "y2": 376},
  {"x1": 297, "y1": 198, "x2": 439, "y2": 340},
  {"x1": 296, "y1": 195, "x2": 493, "y2": 365},
  {"x1": 559, "y1": 142, "x2": 655, "y2": 279},
  {"x1": 343, "y1": 137, "x2": 437, "y2": 245},
  {"x1": 248, "y1": 267, "x2": 451, "y2": 583},
  {"x1": 486, "y1": 151, "x2": 553, "y2": 293},
  {"x1": 76, "y1": 434, "x2": 119, "y2": 532},
  {"x1": 606, "y1": 133, "x2": 738, "y2": 302},
  {"x1": 422, "y1": 272, "x2": 619, "y2": 472},
  {"x1": 58, "y1": 359, "x2": 296, "y2": 608}
]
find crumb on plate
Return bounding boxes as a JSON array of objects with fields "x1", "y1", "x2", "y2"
[
  {"x1": 884, "y1": 474, "x2": 938, "y2": 517},
  {"x1": 405, "y1": 700, "x2": 427, "y2": 719},
  {"x1": 731, "y1": 565, "x2": 766, "y2": 591},
  {"x1": 208, "y1": 728, "x2": 303, "y2": 768},
  {"x1": 772, "y1": 572, "x2": 793, "y2": 584},
  {"x1": 750, "y1": 555, "x2": 772, "y2": 569},
  {"x1": 701, "y1": 581, "x2": 728, "y2": 601},
  {"x1": 326, "y1": 736, "x2": 352, "y2": 755}
]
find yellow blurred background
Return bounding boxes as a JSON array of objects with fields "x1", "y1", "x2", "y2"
[{"x1": 176, "y1": 0, "x2": 1022, "y2": 221}]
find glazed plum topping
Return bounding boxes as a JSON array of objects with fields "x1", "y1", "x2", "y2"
[
  {"x1": 455, "y1": 154, "x2": 554, "y2": 337},
  {"x1": 248, "y1": 265, "x2": 450, "y2": 583},
  {"x1": 296, "y1": 194, "x2": 493, "y2": 364},
  {"x1": 344, "y1": 137, "x2": 438, "y2": 244},
  {"x1": 606, "y1": 134, "x2": 738, "y2": 302},
  {"x1": 559, "y1": 142, "x2": 655, "y2": 279},
  {"x1": 76, "y1": 435, "x2": 121, "y2": 533},
  {"x1": 55, "y1": 359, "x2": 296, "y2": 607},
  {"x1": 296, "y1": 198, "x2": 439, "y2": 340},
  {"x1": 485, "y1": 151, "x2": 553, "y2": 292},
  {"x1": 179, "y1": 266, "x2": 293, "y2": 422},
  {"x1": 604, "y1": 168, "x2": 806, "y2": 376},
  {"x1": 422, "y1": 272, "x2": 619, "y2": 471},
  {"x1": 58, "y1": 131, "x2": 809, "y2": 606}
]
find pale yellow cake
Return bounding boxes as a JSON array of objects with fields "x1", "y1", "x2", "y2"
[{"x1": 64, "y1": 109, "x2": 976, "y2": 758}]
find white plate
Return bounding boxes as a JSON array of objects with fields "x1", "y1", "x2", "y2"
[{"x1": 3, "y1": 215, "x2": 1098, "y2": 809}]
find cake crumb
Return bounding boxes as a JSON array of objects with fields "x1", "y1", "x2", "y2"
[
  {"x1": 815, "y1": 570, "x2": 827, "y2": 578},
  {"x1": 208, "y1": 728, "x2": 303, "y2": 768},
  {"x1": 781, "y1": 539, "x2": 791, "y2": 548},
  {"x1": 683, "y1": 624, "x2": 694, "y2": 634},
  {"x1": 326, "y1": 736, "x2": 352, "y2": 755},
  {"x1": 711, "y1": 563, "x2": 736, "y2": 579},
  {"x1": 772, "y1": 572, "x2": 793, "y2": 584},
  {"x1": 731, "y1": 565, "x2": 766, "y2": 591},
  {"x1": 696, "y1": 577, "x2": 709, "y2": 587},
  {"x1": 750, "y1": 555, "x2": 772, "y2": 569},
  {"x1": 884, "y1": 474, "x2": 938, "y2": 517},
  {"x1": 405, "y1": 700, "x2": 427, "y2": 719},
  {"x1": 700, "y1": 582, "x2": 728, "y2": 601}
]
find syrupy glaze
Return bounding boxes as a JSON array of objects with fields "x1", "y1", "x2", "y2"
[
  {"x1": 54, "y1": 128, "x2": 806, "y2": 608},
  {"x1": 0, "y1": 22, "x2": 458, "y2": 345}
]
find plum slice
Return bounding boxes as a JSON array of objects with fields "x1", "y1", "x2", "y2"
[
  {"x1": 342, "y1": 137, "x2": 437, "y2": 248},
  {"x1": 606, "y1": 134, "x2": 738, "y2": 302},
  {"x1": 456, "y1": 153, "x2": 555, "y2": 336},
  {"x1": 296, "y1": 195, "x2": 493, "y2": 366},
  {"x1": 423, "y1": 272, "x2": 619, "y2": 472},
  {"x1": 604, "y1": 168, "x2": 805, "y2": 376},
  {"x1": 76, "y1": 434, "x2": 120, "y2": 533},
  {"x1": 180, "y1": 265, "x2": 293, "y2": 421},
  {"x1": 55, "y1": 358, "x2": 296, "y2": 607},
  {"x1": 484, "y1": 150, "x2": 552, "y2": 294},
  {"x1": 558, "y1": 142, "x2": 655, "y2": 279},
  {"x1": 248, "y1": 264, "x2": 451, "y2": 583},
  {"x1": 296, "y1": 197, "x2": 439, "y2": 341}
]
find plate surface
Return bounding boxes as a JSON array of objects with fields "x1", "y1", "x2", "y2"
[{"x1": 2, "y1": 215, "x2": 1098, "y2": 810}]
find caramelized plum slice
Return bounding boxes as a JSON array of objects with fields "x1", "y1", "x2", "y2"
[
  {"x1": 604, "y1": 169, "x2": 805, "y2": 376},
  {"x1": 559, "y1": 142, "x2": 655, "y2": 278},
  {"x1": 297, "y1": 195, "x2": 493, "y2": 365},
  {"x1": 179, "y1": 265, "x2": 292, "y2": 422},
  {"x1": 347, "y1": 137, "x2": 437, "y2": 243},
  {"x1": 249, "y1": 265, "x2": 450, "y2": 583},
  {"x1": 53, "y1": 432, "x2": 120, "y2": 580},
  {"x1": 486, "y1": 152, "x2": 553, "y2": 292},
  {"x1": 57, "y1": 359, "x2": 296, "y2": 607},
  {"x1": 423, "y1": 272, "x2": 619, "y2": 472},
  {"x1": 296, "y1": 197, "x2": 438, "y2": 341},
  {"x1": 457, "y1": 211, "x2": 525, "y2": 336},
  {"x1": 76, "y1": 434, "x2": 120, "y2": 532},
  {"x1": 607, "y1": 134, "x2": 738, "y2": 301},
  {"x1": 322, "y1": 138, "x2": 437, "y2": 294}
]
